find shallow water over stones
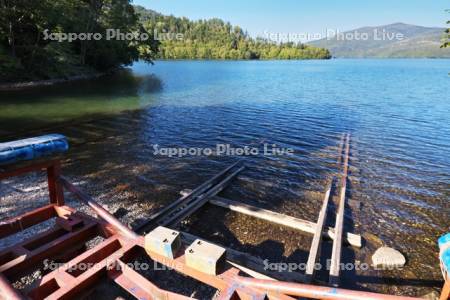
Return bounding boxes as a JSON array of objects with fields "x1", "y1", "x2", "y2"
[{"x1": 1, "y1": 60, "x2": 449, "y2": 296}]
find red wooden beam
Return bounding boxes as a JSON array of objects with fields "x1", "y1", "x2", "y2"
[
  {"x1": 0, "y1": 273, "x2": 24, "y2": 300},
  {"x1": 137, "y1": 237, "x2": 294, "y2": 300},
  {"x1": 235, "y1": 277, "x2": 420, "y2": 300},
  {"x1": 0, "y1": 204, "x2": 57, "y2": 239},
  {"x1": 1, "y1": 221, "x2": 98, "y2": 280},
  {"x1": 441, "y1": 275, "x2": 450, "y2": 300},
  {"x1": 60, "y1": 176, "x2": 138, "y2": 240},
  {"x1": 110, "y1": 260, "x2": 193, "y2": 300},
  {"x1": 29, "y1": 236, "x2": 134, "y2": 299},
  {"x1": 47, "y1": 162, "x2": 64, "y2": 206},
  {"x1": 0, "y1": 160, "x2": 59, "y2": 180}
]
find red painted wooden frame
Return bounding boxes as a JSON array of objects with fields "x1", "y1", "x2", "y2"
[{"x1": 0, "y1": 159, "x2": 446, "y2": 300}]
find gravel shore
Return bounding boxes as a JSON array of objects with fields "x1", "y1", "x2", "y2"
[{"x1": 0, "y1": 112, "x2": 445, "y2": 299}]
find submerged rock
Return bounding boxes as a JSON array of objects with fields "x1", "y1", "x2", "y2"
[
  {"x1": 372, "y1": 247, "x2": 406, "y2": 268},
  {"x1": 180, "y1": 189, "x2": 193, "y2": 197},
  {"x1": 363, "y1": 232, "x2": 384, "y2": 248},
  {"x1": 421, "y1": 290, "x2": 440, "y2": 300}
]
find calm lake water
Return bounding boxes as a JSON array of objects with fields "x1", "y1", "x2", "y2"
[{"x1": 0, "y1": 59, "x2": 449, "y2": 294}]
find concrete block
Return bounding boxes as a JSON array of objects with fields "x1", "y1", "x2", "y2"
[
  {"x1": 144, "y1": 226, "x2": 181, "y2": 259},
  {"x1": 185, "y1": 239, "x2": 226, "y2": 275}
]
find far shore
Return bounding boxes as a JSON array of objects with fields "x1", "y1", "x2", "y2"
[{"x1": 2, "y1": 57, "x2": 449, "y2": 92}]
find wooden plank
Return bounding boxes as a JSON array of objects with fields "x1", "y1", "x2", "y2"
[
  {"x1": 305, "y1": 133, "x2": 345, "y2": 282},
  {"x1": 227, "y1": 261, "x2": 274, "y2": 281},
  {"x1": 209, "y1": 196, "x2": 361, "y2": 248},
  {"x1": 1, "y1": 222, "x2": 98, "y2": 279},
  {"x1": 329, "y1": 133, "x2": 351, "y2": 286},
  {"x1": 136, "y1": 161, "x2": 242, "y2": 232},
  {"x1": 162, "y1": 166, "x2": 245, "y2": 227},
  {"x1": 110, "y1": 261, "x2": 193, "y2": 300},
  {"x1": 29, "y1": 235, "x2": 136, "y2": 299},
  {"x1": 0, "y1": 160, "x2": 58, "y2": 180},
  {"x1": 305, "y1": 182, "x2": 331, "y2": 281},
  {"x1": 180, "y1": 231, "x2": 308, "y2": 283},
  {"x1": 0, "y1": 205, "x2": 57, "y2": 239}
]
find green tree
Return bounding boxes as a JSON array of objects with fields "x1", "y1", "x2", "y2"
[
  {"x1": 442, "y1": 10, "x2": 450, "y2": 48},
  {"x1": 136, "y1": 6, "x2": 331, "y2": 61},
  {"x1": 0, "y1": 0, "x2": 159, "y2": 82}
]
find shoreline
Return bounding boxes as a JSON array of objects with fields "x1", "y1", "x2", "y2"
[
  {"x1": 0, "y1": 72, "x2": 111, "y2": 92},
  {"x1": 1, "y1": 58, "x2": 447, "y2": 92}
]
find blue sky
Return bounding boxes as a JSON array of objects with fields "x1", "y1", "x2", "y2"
[{"x1": 133, "y1": 0, "x2": 449, "y2": 40}]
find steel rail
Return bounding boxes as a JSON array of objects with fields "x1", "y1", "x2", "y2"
[
  {"x1": 60, "y1": 176, "x2": 138, "y2": 240},
  {"x1": 329, "y1": 133, "x2": 351, "y2": 286},
  {"x1": 236, "y1": 277, "x2": 420, "y2": 300},
  {"x1": 162, "y1": 166, "x2": 245, "y2": 227},
  {"x1": 305, "y1": 134, "x2": 345, "y2": 281},
  {"x1": 135, "y1": 160, "x2": 241, "y2": 232}
]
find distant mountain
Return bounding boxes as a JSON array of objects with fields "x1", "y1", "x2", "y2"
[{"x1": 309, "y1": 23, "x2": 450, "y2": 58}]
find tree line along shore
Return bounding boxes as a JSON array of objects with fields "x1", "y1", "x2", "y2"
[{"x1": 0, "y1": 1, "x2": 331, "y2": 84}]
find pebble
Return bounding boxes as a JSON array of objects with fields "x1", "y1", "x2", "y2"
[
  {"x1": 421, "y1": 290, "x2": 440, "y2": 300},
  {"x1": 363, "y1": 232, "x2": 384, "y2": 248}
]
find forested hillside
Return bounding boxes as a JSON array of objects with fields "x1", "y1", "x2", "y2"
[
  {"x1": 135, "y1": 6, "x2": 331, "y2": 60},
  {"x1": 0, "y1": 1, "x2": 158, "y2": 83},
  {"x1": 0, "y1": 2, "x2": 330, "y2": 84}
]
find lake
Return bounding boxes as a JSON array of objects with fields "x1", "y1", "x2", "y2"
[{"x1": 0, "y1": 59, "x2": 449, "y2": 295}]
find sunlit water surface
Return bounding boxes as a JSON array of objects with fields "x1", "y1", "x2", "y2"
[{"x1": 0, "y1": 59, "x2": 449, "y2": 295}]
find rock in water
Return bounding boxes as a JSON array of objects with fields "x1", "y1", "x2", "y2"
[
  {"x1": 363, "y1": 232, "x2": 384, "y2": 248},
  {"x1": 372, "y1": 247, "x2": 406, "y2": 268},
  {"x1": 421, "y1": 290, "x2": 440, "y2": 300},
  {"x1": 180, "y1": 189, "x2": 193, "y2": 197}
]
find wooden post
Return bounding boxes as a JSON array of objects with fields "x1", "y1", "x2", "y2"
[
  {"x1": 305, "y1": 182, "x2": 332, "y2": 281},
  {"x1": 47, "y1": 162, "x2": 65, "y2": 206},
  {"x1": 329, "y1": 133, "x2": 350, "y2": 286}
]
